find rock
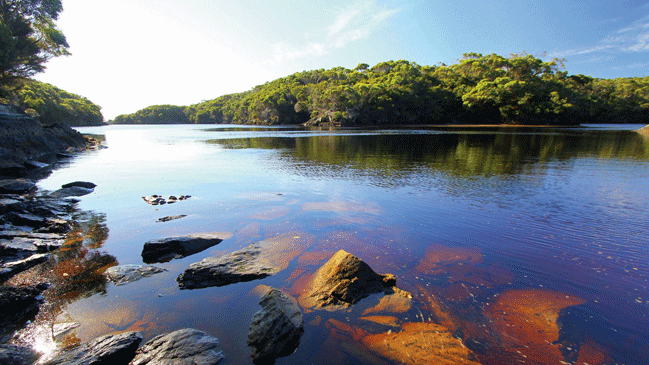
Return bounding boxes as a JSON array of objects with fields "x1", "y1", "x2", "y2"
[
  {"x1": 131, "y1": 328, "x2": 224, "y2": 365},
  {"x1": 299, "y1": 250, "x2": 397, "y2": 309},
  {"x1": 50, "y1": 186, "x2": 94, "y2": 198},
  {"x1": 361, "y1": 322, "x2": 482, "y2": 365},
  {"x1": 3, "y1": 211, "x2": 45, "y2": 228},
  {"x1": 43, "y1": 331, "x2": 142, "y2": 365},
  {"x1": 142, "y1": 195, "x2": 191, "y2": 205},
  {"x1": 177, "y1": 243, "x2": 277, "y2": 289},
  {"x1": 156, "y1": 214, "x2": 187, "y2": 223},
  {"x1": 105, "y1": 264, "x2": 167, "y2": 285},
  {"x1": 0, "y1": 253, "x2": 49, "y2": 282},
  {"x1": 638, "y1": 125, "x2": 649, "y2": 135},
  {"x1": 0, "y1": 344, "x2": 40, "y2": 365},
  {"x1": 0, "y1": 161, "x2": 26, "y2": 177},
  {"x1": 0, "y1": 179, "x2": 36, "y2": 194},
  {"x1": 141, "y1": 233, "x2": 225, "y2": 263},
  {"x1": 0, "y1": 285, "x2": 45, "y2": 341},
  {"x1": 24, "y1": 160, "x2": 49, "y2": 170},
  {"x1": 61, "y1": 181, "x2": 96, "y2": 189},
  {"x1": 248, "y1": 287, "x2": 304, "y2": 363}
]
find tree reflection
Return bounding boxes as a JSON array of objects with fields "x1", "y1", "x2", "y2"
[{"x1": 8, "y1": 210, "x2": 116, "y2": 353}]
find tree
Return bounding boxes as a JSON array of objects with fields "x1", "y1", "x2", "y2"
[{"x1": 0, "y1": 0, "x2": 69, "y2": 85}]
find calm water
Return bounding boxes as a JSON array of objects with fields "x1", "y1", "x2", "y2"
[{"x1": 13, "y1": 124, "x2": 649, "y2": 364}]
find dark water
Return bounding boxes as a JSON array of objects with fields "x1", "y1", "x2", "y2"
[{"x1": 12, "y1": 124, "x2": 649, "y2": 364}]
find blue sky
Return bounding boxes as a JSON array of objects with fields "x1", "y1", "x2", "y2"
[{"x1": 36, "y1": 0, "x2": 649, "y2": 120}]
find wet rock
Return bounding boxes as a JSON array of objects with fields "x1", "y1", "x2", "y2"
[
  {"x1": 299, "y1": 250, "x2": 397, "y2": 309},
  {"x1": 0, "y1": 236, "x2": 63, "y2": 255},
  {"x1": 141, "y1": 233, "x2": 225, "y2": 263},
  {"x1": 24, "y1": 160, "x2": 49, "y2": 170},
  {"x1": 248, "y1": 287, "x2": 304, "y2": 364},
  {"x1": 0, "y1": 161, "x2": 26, "y2": 177},
  {"x1": 156, "y1": 214, "x2": 187, "y2": 223},
  {"x1": 105, "y1": 264, "x2": 167, "y2": 285},
  {"x1": 361, "y1": 322, "x2": 482, "y2": 365},
  {"x1": 177, "y1": 242, "x2": 277, "y2": 289},
  {"x1": 61, "y1": 181, "x2": 96, "y2": 189},
  {"x1": 142, "y1": 195, "x2": 190, "y2": 206},
  {"x1": 43, "y1": 331, "x2": 142, "y2": 365},
  {"x1": 0, "y1": 344, "x2": 40, "y2": 365},
  {"x1": 3, "y1": 211, "x2": 45, "y2": 228},
  {"x1": 131, "y1": 328, "x2": 224, "y2": 365},
  {"x1": 0, "y1": 285, "x2": 45, "y2": 341},
  {"x1": 0, "y1": 253, "x2": 49, "y2": 282},
  {"x1": 50, "y1": 186, "x2": 94, "y2": 198},
  {"x1": 0, "y1": 179, "x2": 35, "y2": 194}
]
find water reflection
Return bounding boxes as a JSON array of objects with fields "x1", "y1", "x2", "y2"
[{"x1": 7, "y1": 210, "x2": 115, "y2": 359}]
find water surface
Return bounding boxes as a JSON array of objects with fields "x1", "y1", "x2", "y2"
[{"x1": 14, "y1": 124, "x2": 649, "y2": 364}]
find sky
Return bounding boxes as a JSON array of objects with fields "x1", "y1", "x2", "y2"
[{"x1": 35, "y1": 0, "x2": 649, "y2": 121}]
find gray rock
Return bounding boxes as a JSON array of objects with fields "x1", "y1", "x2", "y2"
[
  {"x1": 24, "y1": 160, "x2": 49, "y2": 170},
  {"x1": 131, "y1": 328, "x2": 224, "y2": 365},
  {"x1": 0, "y1": 344, "x2": 40, "y2": 365},
  {"x1": 299, "y1": 250, "x2": 397, "y2": 309},
  {"x1": 248, "y1": 288, "x2": 304, "y2": 364},
  {"x1": 0, "y1": 285, "x2": 45, "y2": 341},
  {"x1": 3, "y1": 212, "x2": 45, "y2": 228},
  {"x1": 43, "y1": 331, "x2": 142, "y2": 365},
  {"x1": 0, "y1": 179, "x2": 35, "y2": 194},
  {"x1": 0, "y1": 161, "x2": 26, "y2": 177},
  {"x1": 105, "y1": 264, "x2": 167, "y2": 285},
  {"x1": 0, "y1": 253, "x2": 49, "y2": 282},
  {"x1": 176, "y1": 243, "x2": 277, "y2": 290},
  {"x1": 61, "y1": 181, "x2": 96, "y2": 189},
  {"x1": 156, "y1": 214, "x2": 187, "y2": 223},
  {"x1": 141, "y1": 233, "x2": 224, "y2": 264},
  {"x1": 50, "y1": 186, "x2": 94, "y2": 198}
]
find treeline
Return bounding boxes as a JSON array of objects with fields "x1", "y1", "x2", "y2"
[
  {"x1": 111, "y1": 53, "x2": 649, "y2": 126},
  {"x1": 1, "y1": 79, "x2": 104, "y2": 126}
]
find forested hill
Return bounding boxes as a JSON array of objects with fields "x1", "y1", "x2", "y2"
[
  {"x1": 0, "y1": 80, "x2": 104, "y2": 126},
  {"x1": 111, "y1": 53, "x2": 649, "y2": 127}
]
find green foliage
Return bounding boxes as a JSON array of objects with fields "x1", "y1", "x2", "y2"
[
  {"x1": 0, "y1": 0, "x2": 69, "y2": 84},
  {"x1": 112, "y1": 105, "x2": 190, "y2": 125},
  {"x1": 2, "y1": 78, "x2": 103, "y2": 125},
  {"x1": 111, "y1": 53, "x2": 649, "y2": 126}
]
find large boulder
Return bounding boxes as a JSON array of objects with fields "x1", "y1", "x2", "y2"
[
  {"x1": 248, "y1": 287, "x2": 304, "y2": 363},
  {"x1": 105, "y1": 264, "x2": 166, "y2": 286},
  {"x1": 130, "y1": 328, "x2": 224, "y2": 365},
  {"x1": 299, "y1": 250, "x2": 397, "y2": 309},
  {"x1": 43, "y1": 331, "x2": 142, "y2": 365},
  {"x1": 176, "y1": 243, "x2": 277, "y2": 289},
  {"x1": 141, "y1": 233, "x2": 225, "y2": 263},
  {"x1": 0, "y1": 103, "x2": 86, "y2": 164}
]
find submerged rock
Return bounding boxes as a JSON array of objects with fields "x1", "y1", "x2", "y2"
[
  {"x1": 50, "y1": 186, "x2": 94, "y2": 198},
  {"x1": 177, "y1": 242, "x2": 277, "y2": 289},
  {"x1": 156, "y1": 214, "x2": 187, "y2": 223},
  {"x1": 362, "y1": 322, "x2": 482, "y2": 365},
  {"x1": 131, "y1": 328, "x2": 224, "y2": 365},
  {"x1": 105, "y1": 264, "x2": 167, "y2": 286},
  {"x1": 0, "y1": 344, "x2": 40, "y2": 365},
  {"x1": 299, "y1": 250, "x2": 397, "y2": 309},
  {"x1": 248, "y1": 287, "x2": 304, "y2": 364},
  {"x1": 141, "y1": 233, "x2": 225, "y2": 263},
  {"x1": 43, "y1": 331, "x2": 142, "y2": 365}
]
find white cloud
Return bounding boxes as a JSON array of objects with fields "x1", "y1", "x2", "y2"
[
  {"x1": 552, "y1": 14, "x2": 649, "y2": 61},
  {"x1": 268, "y1": 0, "x2": 402, "y2": 64}
]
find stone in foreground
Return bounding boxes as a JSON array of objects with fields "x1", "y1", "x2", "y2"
[
  {"x1": 299, "y1": 250, "x2": 397, "y2": 309},
  {"x1": 177, "y1": 243, "x2": 277, "y2": 289},
  {"x1": 0, "y1": 285, "x2": 46, "y2": 341},
  {"x1": 131, "y1": 328, "x2": 224, "y2": 365},
  {"x1": 248, "y1": 287, "x2": 304, "y2": 364},
  {"x1": 141, "y1": 233, "x2": 225, "y2": 263},
  {"x1": 105, "y1": 264, "x2": 166, "y2": 285},
  {"x1": 43, "y1": 331, "x2": 142, "y2": 365}
]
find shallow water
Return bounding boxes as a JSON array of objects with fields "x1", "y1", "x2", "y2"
[{"x1": 12, "y1": 124, "x2": 649, "y2": 364}]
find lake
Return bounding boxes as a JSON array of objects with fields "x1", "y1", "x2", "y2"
[{"x1": 14, "y1": 124, "x2": 649, "y2": 364}]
